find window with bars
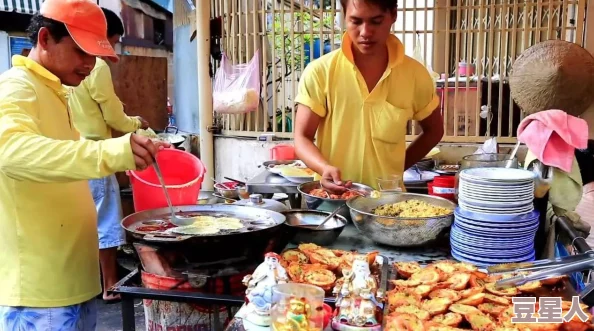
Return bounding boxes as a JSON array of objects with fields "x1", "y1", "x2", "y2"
[{"x1": 211, "y1": 0, "x2": 586, "y2": 143}]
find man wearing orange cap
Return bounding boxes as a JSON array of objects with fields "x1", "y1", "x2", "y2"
[
  {"x1": 69, "y1": 7, "x2": 149, "y2": 304},
  {"x1": 0, "y1": 0, "x2": 166, "y2": 328}
]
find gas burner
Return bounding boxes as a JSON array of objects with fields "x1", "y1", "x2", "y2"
[{"x1": 132, "y1": 242, "x2": 258, "y2": 279}]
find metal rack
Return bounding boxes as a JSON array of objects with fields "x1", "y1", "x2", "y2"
[
  {"x1": 555, "y1": 216, "x2": 594, "y2": 306},
  {"x1": 111, "y1": 268, "x2": 246, "y2": 331},
  {"x1": 111, "y1": 192, "x2": 594, "y2": 330}
]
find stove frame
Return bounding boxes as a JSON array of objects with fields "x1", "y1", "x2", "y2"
[{"x1": 111, "y1": 268, "x2": 247, "y2": 331}]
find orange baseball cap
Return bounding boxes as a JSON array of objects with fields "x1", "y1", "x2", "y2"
[{"x1": 40, "y1": 0, "x2": 118, "y2": 62}]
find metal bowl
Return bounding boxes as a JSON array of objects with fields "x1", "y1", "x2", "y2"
[
  {"x1": 282, "y1": 209, "x2": 347, "y2": 246},
  {"x1": 215, "y1": 182, "x2": 242, "y2": 200},
  {"x1": 297, "y1": 181, "x2": 374, "y2": 222},
  {"x1": 197, "y1": 190, "x2": 224, "y2": 204},
  {"x1": 346, "y1": 193, "x2": 456, "y2": 247}
]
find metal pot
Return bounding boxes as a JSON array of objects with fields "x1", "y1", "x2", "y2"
[
  {"x1": 197, "y1": 191, "x2": 224, "y2": 204},
  {"x1": 297, "y1": 181, "x2": 374, "y2": 222},
  {"x1": 233, "y1": 194, "x2": 289, "y2": 213},
  {"x1": 121, "y1": 204, "x2": 291, "y2": 264},
  {"x1": 157, "y1": 126, "x2": 187, "y2": 148}
]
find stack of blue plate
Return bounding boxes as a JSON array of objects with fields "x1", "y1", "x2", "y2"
[
  {"x1": 450, "y1": 208, "x2": 539, "y2": 267},
  {"x1": 452, "y1": 167, "x2": 539, "y2": 267}
]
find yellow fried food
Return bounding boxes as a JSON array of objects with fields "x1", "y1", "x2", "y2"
[
  {"x1": 215, "y1": 217, "x2": 244, "y2": 230},
  {"x1": 170, "y1": 225, "x2": 219, "y2": 235}
]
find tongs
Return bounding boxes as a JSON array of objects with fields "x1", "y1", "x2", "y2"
[{"x1": 488, "y1": 252, "x2": 594, "y2": 288}]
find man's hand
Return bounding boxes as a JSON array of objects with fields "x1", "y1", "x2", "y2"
[
  {"x1": 138, "y1": 117, "x2": 150, "y2": 130},
  {"x1": 321, "y1": 165, "x2": 352, "y2": 194},
  {"x1": 130, "y1": 134, "x2": 170, "y2": 170}
]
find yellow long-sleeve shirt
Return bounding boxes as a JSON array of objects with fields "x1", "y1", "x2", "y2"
[
  {"x1": 70, "y1": 58, "x2": 141, "y2": 140},
  {"x1": 0, "y1": 55, "x2": 136, "y2": 307}
]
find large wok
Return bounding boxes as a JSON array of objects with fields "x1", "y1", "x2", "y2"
[{"x1": 121, "y1": 204, "x2": 291, "y2": 264}]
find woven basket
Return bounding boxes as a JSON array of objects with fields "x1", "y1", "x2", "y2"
[{"x1": 509, "y1": 40, "x2": 594, "y2": 117}]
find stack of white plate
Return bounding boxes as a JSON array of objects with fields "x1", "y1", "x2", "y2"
[
  {"x1": 452, "y1": 167, "x2": 538, "y2": 267},
  {"x1": 458, "y1": 168, "x2": 535, "y2": 215}
]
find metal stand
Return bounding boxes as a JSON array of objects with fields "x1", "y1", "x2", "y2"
[
  {"x1": 110, "y1": 268, "x2": 246, "y2": 331},
  {"x1": 556, "y1": 216, "x2": 594, "y2": 306}
]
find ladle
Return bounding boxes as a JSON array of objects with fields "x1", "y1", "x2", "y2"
[
  {"x1": 151, "y1": 156, "x2": 197, "y2": 226},
  {"x1": 505, "y1": 141, "x2": 521, "y2": 168}
]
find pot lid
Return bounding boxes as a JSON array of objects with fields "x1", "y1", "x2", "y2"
[{"x1": 509, "y1": 40, "x2": 594, "y2": 117}]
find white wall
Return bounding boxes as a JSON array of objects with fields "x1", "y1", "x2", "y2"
[
  {"x1": 214, "y1": 136, "x2": 292, "y2": 183},
  {"x1": 98, "y1": 0, "x2": 122, "y2": 18}
]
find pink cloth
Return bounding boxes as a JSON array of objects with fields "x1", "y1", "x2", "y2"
[{"x1": 517, "y1": 109, "x2": 588, "y2": 173}]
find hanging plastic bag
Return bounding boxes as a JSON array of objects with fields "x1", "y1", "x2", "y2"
[
  {"x1": 213, "y1": 51, "x2": 261, "y2": 114},
  {"x1": 412, "y1": 33, "x2": 440, "y2": 83}
]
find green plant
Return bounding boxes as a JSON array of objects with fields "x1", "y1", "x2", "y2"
[{"x1": 263, "y1": 10, "x2": 338, "y2": 103}]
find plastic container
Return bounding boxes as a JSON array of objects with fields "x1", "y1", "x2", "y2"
[
  {"x1": 430, "y1": 175, "x2": 456, "y2": 201},
  {"x1": 128, "y1": 149, "x2": 206, "y2": 212},
  {"x1": 270, "y1": 144, "x2": 295, "y2": 161},
  {"x1": 458, "y1": 61, "x2": 475, "y2": 76}
]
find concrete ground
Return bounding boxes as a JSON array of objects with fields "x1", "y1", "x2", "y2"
[{"x1": 97, "y1": 299, "x2": 146, "y2": 331}]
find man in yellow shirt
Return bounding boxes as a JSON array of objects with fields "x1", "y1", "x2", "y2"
[
  {"x1": 69, "y1": 7, "x2": 148, "y2": 303},
  {"x1": 294, "y1": 0, "x2": 444, "y2": 192},
  {"x1": 0, "y1": 0, "x2": 166, "y2": 329}
]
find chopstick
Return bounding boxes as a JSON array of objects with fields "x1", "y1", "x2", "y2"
[{"x1": 224, "y1": 177, "x2": 246, "y2": 186}]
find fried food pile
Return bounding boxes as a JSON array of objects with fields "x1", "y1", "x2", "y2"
[
  {"x1": 373, "y1": 200, "x2": 453, "y2": 218},
  {"x1": 385, "y1": 260, "x2": 592, "y2": 331},
  {"x1": 278, "y1": 243, "x2": 380, "y2": 293}
]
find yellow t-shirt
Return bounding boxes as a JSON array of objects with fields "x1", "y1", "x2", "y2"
[
  {"x1": 295, "y1": 34, "x2": 439, "y2": 189},
  {"x1": 0, "y1": 55, "x2": 136, "y2": 307},
  {"x1": 69, "y1": 58, "x2": 141, "y2": 140}
]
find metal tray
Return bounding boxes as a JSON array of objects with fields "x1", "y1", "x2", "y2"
[
  {"x1": 384, "y1": 262, "x2": 581, "y2": 328},
  {"x1": 387, "y1": 263, "x2": 579, "y2": 300}
]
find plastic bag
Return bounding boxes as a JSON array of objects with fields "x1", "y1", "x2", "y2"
[
  {"x1": 412, "y1": 34, "x2": 439, "y2": 83},
  {"x1": 474, "y1": 137, "x2": 498, "y2": 154},
  {"x1": 213, "y1": 52, "x2": 261, "y2": 114}
]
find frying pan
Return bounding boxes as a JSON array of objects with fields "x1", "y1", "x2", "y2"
[{"x1": 121, "y1": 204, "x2": 291, "y2": 263}]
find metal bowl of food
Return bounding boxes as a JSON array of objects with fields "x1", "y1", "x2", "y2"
[
  {"x1": 214, "y1": 182, "x2": 245, "y2": 200},
  {"x1": 282, "y1": 209, "x2": 347, "y2": 246},
  {"x1": 297, "y1": 181, "x2": 374, "y2": 222},
  {"x1": 346, "y1": 193, "x2": 456, "y2": 247}
]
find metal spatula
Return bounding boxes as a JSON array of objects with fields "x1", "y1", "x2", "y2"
[{"x1": 151, "y1": 156, "x2": 196, "y2": 226}]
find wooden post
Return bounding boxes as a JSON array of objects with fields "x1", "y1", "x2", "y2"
[{"x1": 196, "y1": 0, "x2": 214, "y2": 190}]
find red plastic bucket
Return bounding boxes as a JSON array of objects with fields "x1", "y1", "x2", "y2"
[
  {"x1": 270, "y1": 144, "x2": 295, "y2": 161},
  {"x1": 128, "y1": 149, "x2": 206, "y2": 212},
  {"x1": 429, "y1": 175, "x2": 456, "y2": 201}
]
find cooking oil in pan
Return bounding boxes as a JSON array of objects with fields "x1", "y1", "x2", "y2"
[{"x1": 133, "y1": 212, "x2": 277, "y2": 236}]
